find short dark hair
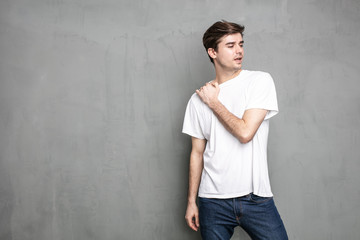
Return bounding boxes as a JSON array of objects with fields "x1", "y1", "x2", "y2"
[{"x1": 202, "y1": 20, "x2": 245, "y2": 63}]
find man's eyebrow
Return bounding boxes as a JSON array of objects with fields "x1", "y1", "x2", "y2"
[{"x1": 225, "y1": 40, "x2": 244, "y2": 45}]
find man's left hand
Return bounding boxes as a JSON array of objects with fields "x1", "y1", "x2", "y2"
[{"x1": 196, "y1": 82, "x2": 220, "y2": 108}]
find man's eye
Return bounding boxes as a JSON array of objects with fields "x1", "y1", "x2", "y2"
[{"x1": 228, "y1": 45, "x2": 234, "y2": 48}]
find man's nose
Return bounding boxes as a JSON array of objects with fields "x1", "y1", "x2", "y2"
[{"x1": 235, "y1": 45, "x2": 242, "y2": 53}]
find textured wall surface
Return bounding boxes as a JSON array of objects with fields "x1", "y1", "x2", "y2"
[{"x1": 1, "y1": 0, "x2": 360, "y2": 239}]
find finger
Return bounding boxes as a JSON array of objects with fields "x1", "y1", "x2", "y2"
[
  {"x1": 186, "y1": 217, "x2": 197, "y2": 231},
  {"x1": 195, "y1": 215, "x2": 200, "y2": 228},
  {"x1": 196, "y1": 89, "x2": 204, "y2": 96},
  {"x1": 191, "y1": 223, "x2": 198, "y2": 231},
  {"x1": 191, "y1": 218, "x2": 199, "y2": 231},
  {"x1": 213, "y1": 82, "x2": 219, "y2": 88},
  {"x1": 185, "y1": 216, "x2": 191, "y2": 227}
]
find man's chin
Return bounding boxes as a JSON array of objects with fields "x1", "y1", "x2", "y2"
[{"x1": 233, "y1": 65, "x2": 242, "y2": 71}]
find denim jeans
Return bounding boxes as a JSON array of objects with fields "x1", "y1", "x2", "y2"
[{"x1": 199, "y1": 193, "x2": 288, "y2": 240}]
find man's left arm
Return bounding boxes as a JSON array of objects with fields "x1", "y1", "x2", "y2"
[{"x1": 196, "y1": 82, "x2": 267, "y2": 144}]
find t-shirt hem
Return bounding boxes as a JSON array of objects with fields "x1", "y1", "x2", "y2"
[
  {"x1": 198, "y1": 191, "x2": 252, "y2": 199},
  {"x1": 264, "y1": 109, "x2": 278, "y2": 120},
  {"x1": 182, "y1": 130, "x2": 205, "y2": 139},
  {"x1": 252, "y1": 191, "x2": 274, "y2": 198},
  {"x1": 245, "y1": 107, "x2": 278, "y2": 120},
  {"x1": 198, "y1": 191, "x2": 273, "y2": 199}
]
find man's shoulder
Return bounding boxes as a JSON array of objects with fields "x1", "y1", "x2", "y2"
[
  {"x1": 188, "y1": 92, "x2": 199, "y2": 102},
  {"x1": 244, "y1": 69, "x2": 271, "y2": 78},
  {"x1": 243, "y1": 70, "x2": 274, "y2": 87},
  {"x1": 187, "y1": 92, "x2": 204, "y2": 108}
]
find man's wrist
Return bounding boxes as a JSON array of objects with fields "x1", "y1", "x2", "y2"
[
  {"x1": 209, "y1": 99, "x2": 221, "y2": 110},
  {"x1": 187, "y1": 197, "x2": 197, "y2": 204}
]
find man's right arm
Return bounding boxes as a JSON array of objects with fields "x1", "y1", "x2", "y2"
[{"x1": 185, "y1": 137, "x2": 206, "y2": 231}]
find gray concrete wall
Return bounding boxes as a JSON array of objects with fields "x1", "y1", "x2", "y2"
[{"x1": 1, "y1": 0, "x2": 359, "y2": 239}]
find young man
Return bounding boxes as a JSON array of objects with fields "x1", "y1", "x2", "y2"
[{"x1": 182, "y1": 21, "x2": 288, "y2": 240}]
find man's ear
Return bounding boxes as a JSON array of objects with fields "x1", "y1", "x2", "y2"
[{"x1": 207, "y1": 48, "x2": 217, "y2": 60}]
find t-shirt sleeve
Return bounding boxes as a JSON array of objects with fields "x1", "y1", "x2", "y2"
[
  {"x1": 182, "y1": 97, "x2": 205, "y2": 139},
  {"x1": 246, "y1": 72, "x2": 279, "y2": 120}
]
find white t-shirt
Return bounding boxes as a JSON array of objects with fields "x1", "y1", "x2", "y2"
[{"x1": 182, "y1": 70, "x2": 278, "y2": 198}]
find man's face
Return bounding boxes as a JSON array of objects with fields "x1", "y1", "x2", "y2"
[{"x1": 210, "y1": 33, "x2": 244, "y2": 71}]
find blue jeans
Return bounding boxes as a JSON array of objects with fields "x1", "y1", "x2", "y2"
[{"x1": 199, "y1": 193, "x2": 288, "y2": 240}]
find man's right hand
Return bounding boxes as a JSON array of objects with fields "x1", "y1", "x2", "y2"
[{"x1": 185, "y1": 202, "x2": 200, "y2": 231}]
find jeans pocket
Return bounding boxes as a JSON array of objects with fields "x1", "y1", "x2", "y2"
[{"x1": 249, "y1": 193, "x2": 273, "y2": 203}]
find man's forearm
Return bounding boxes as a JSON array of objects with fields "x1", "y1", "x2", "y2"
[
  {"x1": 209, "y1": 100, "x2": 251, "y2": 143},
  {"x1": 187, "y1": 152, "x2": 203, "y2": 203}
]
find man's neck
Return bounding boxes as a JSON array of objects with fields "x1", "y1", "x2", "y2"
[{"x1": 214, "y1": 68, "x2": 242, "y2": 85}]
